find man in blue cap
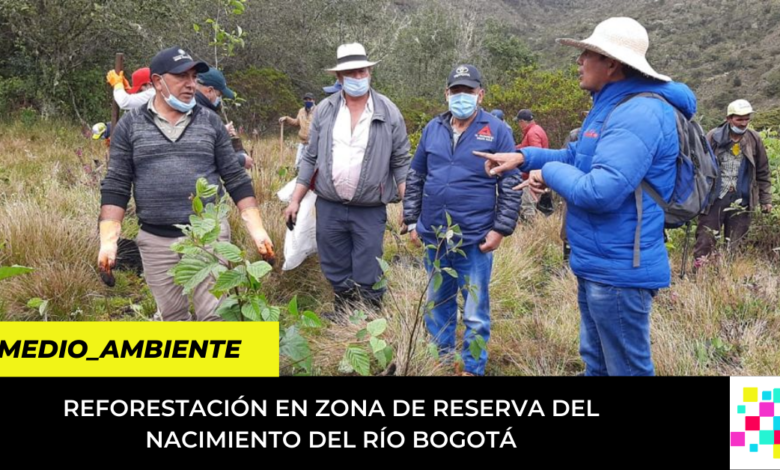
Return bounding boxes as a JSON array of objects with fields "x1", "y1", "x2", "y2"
[
  {"x1": 196, "y1": 68, "x2": 253, "y2": 169},
  {"x1": 323, "y1": 80, "x2": 342, "y2": 95},
  {"x1": 490, "y1": 109, "x2": 513, "y2": 133}
]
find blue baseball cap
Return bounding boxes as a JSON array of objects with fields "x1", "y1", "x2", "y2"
[
  {"x1": 490, "y1": 109, "x2": 505, "y2": 120},
  {"x1": 447, "y1": 64, "x2": 482, "y2": 89},
  {"x1": 150, "y1": 46, "x2": 208, "y2": 76},
  {"x1": 323, "y1": 80, "x2": 342, "y2": 94},
  {"x1": 197, "y1": 67, "x2": 236, "y2": 100}
]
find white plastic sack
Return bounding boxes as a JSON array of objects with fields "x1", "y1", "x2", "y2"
[
  {"x1": 276, "y1": 178, "x2": 298, "y2": 203},
  {"x1": 277, "y1": 178, "x2": 318, "y2": 271}
]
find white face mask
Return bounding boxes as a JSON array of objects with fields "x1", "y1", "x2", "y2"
[
  {"x1": 156, "y1": 74, "x2": 196, "y2": 112},
  {"x1": 730, "y1": 125, "x2": 747, "y2": 135}
]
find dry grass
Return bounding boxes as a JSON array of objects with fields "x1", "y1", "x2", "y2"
[{"x1": 1, "y1": 119, "x2": 778, "y2": 375}]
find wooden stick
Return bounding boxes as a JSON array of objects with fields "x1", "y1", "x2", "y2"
[
  {"x1": 279, "y1": 121, "x2": 284, "y2": 168},
  {"x1": 110, "y1": 53, "x2": 124, "y2": 133}
]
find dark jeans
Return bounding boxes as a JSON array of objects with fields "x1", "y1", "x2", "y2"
[{"x1": 693, "y1": 192, "x2": 751, "y2": 259}]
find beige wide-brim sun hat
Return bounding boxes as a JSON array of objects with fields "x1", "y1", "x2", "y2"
[
  {"x1": 326, "y1": 43, "x2": 380, "y2": 73},
  {"x1": 557, "y1": 17, "x2": 671, "y2": 82}
]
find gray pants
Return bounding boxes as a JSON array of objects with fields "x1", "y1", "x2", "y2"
[
  {"x1": 315, "y1": 197, "x2": 386, "y2": 300},
  {"x1": 136, "y1": 219, "x2": 230, "y2": 321},
  {"x1": 520, "y1": 189, "x2": 539, "y2": 219}
]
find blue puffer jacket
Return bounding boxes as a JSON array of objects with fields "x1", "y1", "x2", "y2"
[{"x1": 521, "y1": 77, "x2": 697, "y2": 289}]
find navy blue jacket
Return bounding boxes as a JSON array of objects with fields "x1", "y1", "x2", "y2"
[{"x1": 404, "y1": 109, "x2": 522, "y2": 246}]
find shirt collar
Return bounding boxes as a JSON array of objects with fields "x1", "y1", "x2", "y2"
[
  {"x1": 148, "y1": 97, "x2": 193, "y2": 121},
  {"x1": 339, "y1": 91, "x2": 374, "y2": 114}
]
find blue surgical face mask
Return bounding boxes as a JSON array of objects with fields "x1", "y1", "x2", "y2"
[
  {"x1": 213, "y1": 96, "x2": 222, "y2": 108},
  {"x1": 304, "y1": 101, "x2": 314, "y2": 110},
  {"x1": 343, "y1": 76, "x2": 370, "y2": 97},
  {"x1": 158, "y1": 75, "x2": 196, "y2": 113},
  {"x1": 730, "y1": 125, "x2": 747, "y2": 135},
  {"x1": 448, "y1": 92, "x2": 479, "y2": 119}
]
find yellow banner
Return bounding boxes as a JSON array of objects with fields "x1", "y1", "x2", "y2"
[{"x1": 0, "y1": 322, "x2": 279, "y2": 377}]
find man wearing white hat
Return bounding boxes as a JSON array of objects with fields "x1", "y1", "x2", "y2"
[
  {"x1": 693, "y1": 99, "x2": 772, "y2": 262},
  {"x1": 283, "y1": 43, "x2": 411, "y2": 319},
  {"x1": 476, "y1": 17, "x2": 698, "y2": 376}
]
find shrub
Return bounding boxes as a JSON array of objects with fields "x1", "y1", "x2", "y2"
[
  {"x1": 483, "y1": 66, "x2": 591, "y2": 148},
  {"x1": 225, "y1": 67, "x2": 299, "y2": 133}
]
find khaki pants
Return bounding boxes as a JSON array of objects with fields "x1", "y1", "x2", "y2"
[{"x1": 136, "y1": 219, "x2": 230, "y2": 321}]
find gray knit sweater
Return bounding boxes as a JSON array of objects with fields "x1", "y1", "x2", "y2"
[{"x1": 100, "y1": 105, "x2": 255, "y2": 237}]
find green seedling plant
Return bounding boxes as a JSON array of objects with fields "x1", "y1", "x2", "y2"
[
  {"x1": 339, "y1": 311, "x2": 394, "y2": 377},
  {"x1": 377, "y1": 212, "x2": 482, "y2": 376},
  {"x1": 169, "y1": 178, "x2": 322, "y2": 375}
]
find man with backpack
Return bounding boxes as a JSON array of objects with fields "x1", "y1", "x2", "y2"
[
  {"x1": 476, "y1": 17, "x2": 698, "y2": 376},
  {"x1": 693, "y1": 99, "x2": 773, "y2": 263}
]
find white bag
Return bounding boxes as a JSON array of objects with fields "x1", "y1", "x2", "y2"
[
  {"x1": 276, "y1": 178, "x2": 297, "y2": 203},
  {"x1": 277, "y1": 178, "x2": 318, "y2": 271}
]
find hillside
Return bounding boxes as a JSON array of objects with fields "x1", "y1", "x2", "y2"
[{"x1": 445, "y1": 0, "x2": 780, "y2": 122}]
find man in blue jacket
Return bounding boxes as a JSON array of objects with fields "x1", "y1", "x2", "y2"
[
  {"x1": 403, "y1": 64, "x2": 522, "y2": 376},
  {"x1": 477, "y1": 17, "x2": 697, "y2": 376}
]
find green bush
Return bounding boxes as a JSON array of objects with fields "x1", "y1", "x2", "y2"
[
  {"x1": 745, "y1": 129, "x2": 780, "y2": 257},
  {"x1": 225, "y1": 67, "x2": 299, "y2": 133},
  {"x1": 396, "y1": 97, "x2": 446, "y2": 153},
  {"x1": 54, "y1": 66, "x2": 113, "y2": 124},
  {"x1": 0, "y1": 76, "x2": 34, "y2": 114},
  {"x1": 483, "y1": 66, "x2": 591, "y2": 148},
  {"x1": 752, "y1": 107, "x2": 780, "y2": 130},
  {"x1": 764, "y1": 69, "x2": 780, "y2": 97}
]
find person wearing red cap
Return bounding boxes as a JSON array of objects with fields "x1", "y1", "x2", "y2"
[{"x1": 106, "y1": 67, "x2": 156, "y2": 110}]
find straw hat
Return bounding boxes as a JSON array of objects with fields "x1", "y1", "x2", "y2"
[
  {"x1": 557, "y1": 17, "x2": 670, "y2": 82},
  {"x1": 326, "y1": 43, "x2": 379, "y2": 73}
]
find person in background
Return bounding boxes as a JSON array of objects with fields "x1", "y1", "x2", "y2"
[
  {"x1": 106, "y1": 67, "x2": 156, "y2": 110},
  {"x1": 279, "y1": 92, "x2": 317, "y2": 169},
  {"x1": 515, "y1": 108, "x2": 551, "y2": 220},
  {"x1": 693, "y1": 99, "x2": 772, "y2": 264},
  {"x1": 195, "y1": 67, "x2": 254, "y2": 169},
  {"x1": 490, "y1": 109, "x2": 513, "y2": 133}
]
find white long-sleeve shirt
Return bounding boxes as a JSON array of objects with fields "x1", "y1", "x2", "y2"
[{"x1": 113, "y1": 88, "x2": 156, "y2": 111}]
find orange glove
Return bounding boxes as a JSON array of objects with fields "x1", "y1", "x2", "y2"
[{"x1": 240, "y1": 207, "x2": 275, "y2": 263}]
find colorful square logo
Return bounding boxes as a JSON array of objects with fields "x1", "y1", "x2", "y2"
[{"x1": 732, "y1": 378, "x2": 780, "y2": 468}]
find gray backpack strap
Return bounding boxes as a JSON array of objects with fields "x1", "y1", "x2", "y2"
[
  {"x1": 633, "y1": 182, "x2": 666, "y2": 268},
  {"x1": 633, "y1": 186, "x2": 642, "y2": 268}
]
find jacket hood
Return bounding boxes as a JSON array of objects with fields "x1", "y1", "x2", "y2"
[{"x1": 596, "y1": 77, "x2": 697, "y2": 119}]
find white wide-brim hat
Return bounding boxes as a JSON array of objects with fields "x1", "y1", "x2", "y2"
[
  {"x1": 557, "y1": 17, "x2": 670, "y2": 82},
  {"x1": 326, "y1": 42, "x2": 380, "y2": 73}
]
